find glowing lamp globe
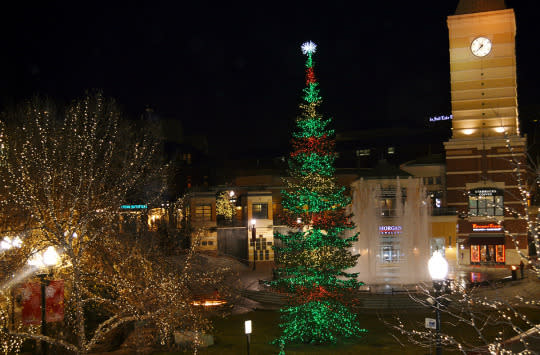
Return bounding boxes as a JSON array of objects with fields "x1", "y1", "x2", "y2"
[
  {"x1": 0, "y1": 237, "x2": 12, "y2": 250},
  {"x1": 244, "y1": 320, "x2": 252, "y2": 334},
  {"x1": 28, "y1": 246, "x2": 61, "y2": 268},
  {"x1": 428, "y1": 251, "x2": 448, "y2": 281},
  {"x1": 43, "y1": 246, "x2": 60, "y2": 266}
]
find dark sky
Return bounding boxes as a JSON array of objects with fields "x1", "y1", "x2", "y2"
[{"x1": 1, "y1": 1, "x2": 539, "y2": 157}]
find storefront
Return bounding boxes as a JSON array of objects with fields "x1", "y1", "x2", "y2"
[
  {"x1": 379, "y1": 225, "x2": 402, "y2": 263},
  {"x1": 469, "y1": 231, "x2": 505, "y2": 264}
]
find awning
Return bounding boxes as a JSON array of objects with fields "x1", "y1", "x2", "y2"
[{"x1": 468, "y1": 233, "x2": 505, "y2": 245}]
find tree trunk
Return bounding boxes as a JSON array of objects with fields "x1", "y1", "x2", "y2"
[{"x1": 72, "y1": 258, "x2": 87, "y2": 355}]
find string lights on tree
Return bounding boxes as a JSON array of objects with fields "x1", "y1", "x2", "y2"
[
  {"x1": 271, "y1": 41, "x2": 366, "y2": 352},
  {"x1": 0, "y1": 92, "x2": 233, "y2": 353}
]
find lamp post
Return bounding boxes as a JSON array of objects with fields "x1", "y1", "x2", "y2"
[
  {"x1": 428, "y1": 251, "x2": 448, "y2": 355},
  {"x1": 28, "y1": 246, "x2": 61, "y2": 355},
  {"x1": 244, "y1": 320, "x2": 252, "y2": 355},
  {"x1": 250, "y1": 219, "x2": 256, "y2": 270}
]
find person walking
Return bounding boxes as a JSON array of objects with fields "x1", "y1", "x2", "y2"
[{"x1": 519, "y1": 260, "x2": 525, "y2": 279}]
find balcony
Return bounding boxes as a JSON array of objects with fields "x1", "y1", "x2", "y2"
[{"x1": 431, "y1": 207, "x2": 457, "y2": 216}]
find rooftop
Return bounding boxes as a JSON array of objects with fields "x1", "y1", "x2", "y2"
[{"x1": 455, "y1": 0, "x2": 506, "y2": 15}]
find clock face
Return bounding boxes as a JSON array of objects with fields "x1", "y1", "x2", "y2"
[{"x1": 471, "y1": 37, "x2": 492, "y2": 57}]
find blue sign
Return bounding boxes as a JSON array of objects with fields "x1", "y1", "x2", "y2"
[
  {"x1": 429, "y1": 115, "x2": 453, "y2": 122},
  {"x1": 120, "y1": 204, "x2": 148, "y2": 210}
]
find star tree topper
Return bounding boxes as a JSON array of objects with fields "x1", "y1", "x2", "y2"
[{"x1": 301, "y1": 41, "x2": 317, "y2": 55}]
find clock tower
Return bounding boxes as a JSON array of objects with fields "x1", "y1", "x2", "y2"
[{"x1": 445, "y1": 0, "x2": 528, "y2": 266}]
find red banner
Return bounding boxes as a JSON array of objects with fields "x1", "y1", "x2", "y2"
[
  {"x1": 21, "y1": 282, "x2": 40, "y2": 325},
  {"x1": 21, "y1": 280, "x2": 64, "y2": 325}
]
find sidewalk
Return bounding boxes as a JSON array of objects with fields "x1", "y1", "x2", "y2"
[
  {"x1": 454, "y1": 265, "x2": 540, "y2": 305},
  {"x1": 238, "y1": 261, "x2": 274, "y2": 291}
]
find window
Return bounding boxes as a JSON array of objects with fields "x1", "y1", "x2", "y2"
[
  {"x1": 182, "y1": 153, "x2": 192, "y2": 165},
  {"x1": 252, "y1": 203, "x2": 268, "y2": 219},
  {"x1": 380, "y1": 236, "x2": 400, "y2": 263},
  {"x1": 356, "y1": 149, "x2": 370, "y2": 157},
  {"x1": 470, "y1": 245, "x2": 505, "y2": 263},
  {"x1": 194, "y1": 204, "x2": 212, "y2": 222},
  {"x1": 430, "y1": 237, "x2": 446, "y2": 257},
  {"x1": 380, "y1": 198, "x2": 395, "y2": 217},
  {"x1": 378, "y1": 187, "x2": 406, "y2": 217},
  {"x1": 468, "y1": 188, "x2": 503, "y2": 216},
  {"x1": 387, "y1": 147, "x2": 395, "y2": 155}
]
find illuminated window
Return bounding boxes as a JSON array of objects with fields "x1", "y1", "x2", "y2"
[
  {"x1": 387, "y1": 147, "x2": 395, "y2": 154},
  {"x1": 194, "y1": 204, "x2": 212, "y2": 222},
  {"x1": 471, "y1": 245, "x2": 480, "y2": 263},
  {"x1": 356, "y1": 149, "x2": 370, "y2": 157},
  {"x1": 183, "y1": 153, "x2": 192, "y2": 165},
  {"x1": 468, "y1": 188, "x2": 503, "y2": 216},
  {"x1": 430, "y1": 237, "x2": 446, "y2": 256},
  {"x1": 252, "y1": 203, "x2": 268, "y2": 219},
  {"x1": 470, "y1": 244, "x2": 505, "y2": 263},
  {"x1": 378, "y1": 187, "x2": 405, "y2": 217},
  {"x1": 380, "y1": 237, "x2": 400, "y2": 263},
  {"x1": 496, "y1": 245, "x2": 505, "y2": 263}
]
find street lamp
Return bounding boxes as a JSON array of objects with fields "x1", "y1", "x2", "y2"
[
  {"x1": 244, "y1": 320, "x2": 252, "y2": 355},
  {"x1": 0, "y1": 236, "x2": 22, "y2": 250},
  {"x1": 249, "y1": 219, "x2": 256, "y2": 270},
  {"x1": 428, "y1": 251, "x2": 448, "y2": 355},
  {"x1": 28, "y1": 246, "x2": 61, "y2": 355}
]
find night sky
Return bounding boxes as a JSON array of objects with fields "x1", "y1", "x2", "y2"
[{"x1": 1, "y1": 1, "x2": 539, "y2": 157}]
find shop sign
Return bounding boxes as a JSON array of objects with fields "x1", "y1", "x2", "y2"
[
  {"x1": 425, "y1": 318, "x2": 436, "y2": 329},
  {"x1": 429, "y1": 115, "x2": 452, "y2": 122},
  {"x1": 472, "y1": 223, "x2": 502, "y2": 232},
  {"x1": 470, "y1": 188, "x2": 501, "y2": 196},
  {"x1": 379, "y1": 225, "x2": 402, "y2": 235},
  {"x1": 120, "y1": 204, "x2": 148, "y2": 210}
]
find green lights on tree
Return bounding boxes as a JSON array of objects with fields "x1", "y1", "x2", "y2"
[{"x1": 271, "y1": 41, "x2": 366, "y2": 352}]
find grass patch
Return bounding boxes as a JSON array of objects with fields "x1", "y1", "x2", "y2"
[
  {"x1": 155, "y1": 306, "x2": 540, "y2": 354},
  {"x1": 161, "y1": 309, "x2": 428, "y2": 354}
]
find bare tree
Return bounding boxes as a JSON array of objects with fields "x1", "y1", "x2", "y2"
[
  {"x1": 0, "y1": 92, "x2": 232, "y2": 354},
  {"x1": 384, "y1": 135, "x2": 540, "y2": 354},
  {"x1": 385, "y1": 279, "x2": 539, "y2": 354}
]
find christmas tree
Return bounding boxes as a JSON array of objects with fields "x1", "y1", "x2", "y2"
[{"x1": 272, "y1": 41, "x2": 366, "y2": 350}]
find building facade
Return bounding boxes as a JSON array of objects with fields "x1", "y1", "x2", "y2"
[{"x1": 445, "y1": 1, "x2": 528, "y2": 266}]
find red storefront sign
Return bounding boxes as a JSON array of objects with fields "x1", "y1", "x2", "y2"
[
  {"x1": 21, "y1": 280, "x2": 64, "y2": 325},
  {"x1": 472, "y1": 223, "x2": 502, "y2": 232}
]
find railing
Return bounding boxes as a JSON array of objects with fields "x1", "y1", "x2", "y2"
[
  {"x1": 216, "y1": 218, "x2": 245, "y2": 227},
  {"x1": 431, "y1": 207, "x2": 457, "y2": 216}
]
